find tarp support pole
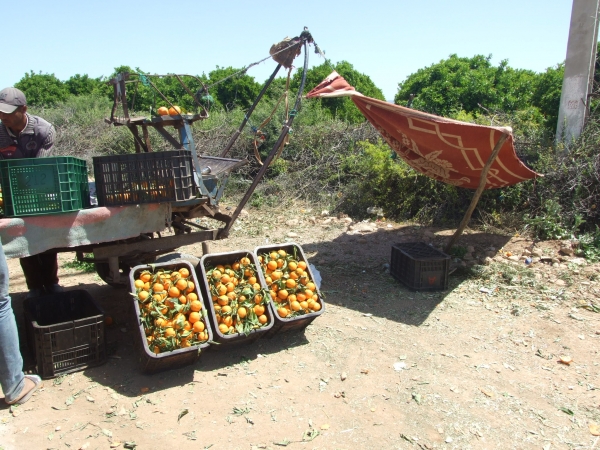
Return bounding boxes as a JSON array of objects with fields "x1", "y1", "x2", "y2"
[{"x1": 444, "y1": 132, "x2": 509, "y2": 254}]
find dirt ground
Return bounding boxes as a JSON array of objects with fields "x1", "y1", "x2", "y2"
[{"x1": 1, "y1": 204, "x2": 599, "y2": 450}]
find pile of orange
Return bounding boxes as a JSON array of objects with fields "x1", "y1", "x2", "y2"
[
  {"x1": 257, "y1": 249, "x2": 322, "y2": 318},
  {"x1": 133, "y1": 265, "x2": 209, "y2": 354},
  {"x1": 157, "y1": 105, "x2": 183, "y2": 116},
  {"x1": 204, "y1": 256, "x2": 271, "y2": 335},
  {"x1": 104, "y1": 179, "x2": 174, "y2": 205}
]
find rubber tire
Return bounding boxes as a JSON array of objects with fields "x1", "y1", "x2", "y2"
[{"x1": 94, "y1": 262, "x2": 135, "y2": 288}]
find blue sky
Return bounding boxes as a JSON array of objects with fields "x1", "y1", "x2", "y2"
[{"x1": 4, "y1": 1, "x2": 573, "y2": 101}]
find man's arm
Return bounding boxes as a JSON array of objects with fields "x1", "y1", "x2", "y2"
[{"x1": 36, "y1": 124, "x2": 55, "y2": 157}]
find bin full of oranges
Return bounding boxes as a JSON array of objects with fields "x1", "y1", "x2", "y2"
[
  {"x1": 129, "y1": 260, "x2": 212, "y2": 373},
  {"x1": 198, "y1": 251, "x2": 274, "y2": 347},
  {"x1": 254, "y1": 243, "x2": 325, "y2": 336}
]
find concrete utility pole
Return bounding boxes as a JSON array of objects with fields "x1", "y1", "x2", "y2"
[{"x1": 556, "y1": 0, "x2": 600, "y2": 143}]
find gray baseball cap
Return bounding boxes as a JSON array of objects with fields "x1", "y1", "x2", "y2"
[{"x1": 0, "y1": 87, "x2": 27, "y2": 114}]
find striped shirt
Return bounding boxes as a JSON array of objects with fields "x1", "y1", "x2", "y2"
[{"x1": 0, "y1": 113, "x2": 55, "y2": 159}]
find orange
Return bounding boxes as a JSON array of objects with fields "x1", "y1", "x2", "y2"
[
  {"x1": 297, "y1": 261, "x2": 307, "y2": 270},
  {"x1": 154, "y1": 317, "x2": 167, "y2": 328},
  {"x1": 138, "y1": 291, "x2": 149, "y2": 301},
  {"x1": 179, "y1": 267, "x2": 190, "y2": 278},
  {"x1": 277, "y1": 289, "x2": 289, "y2": 300},
  {"x1": 211, "y1": 270, "x2": 222, "y2": 280},
  {"x1": 304, "y1": 289, "x2": 314, "y2": 298},
  {"x1": 164, "y1": 327, "x2": 176, "y2": 338},
  {"x1": 237, "y1": 307, "x2": 247, "y2": 319},
  {"x1": 253, "y1": 304, "x2": 265, "y2": 316},
  {"x1": 178, "y1": 295, "x2": 187, "y2": 304},
  {"x1": 271, "y1": 271, "x2": 282, "y2": 281},
  {"x1": 290, "y1": 301, "x2": 302, "y2": 312},
  {"x1": 276, "y1": 259, "x2": 284, "y2": 268},
  {"x1": 168, "y1": 286, "x2": 180, "y2": 298},
  {"x1": 288, "y1": 261, "x2": 297, "y2": 271},
  {"x1": 310, "y1": 301, "x2": 322, "y2": 311},
  {"x1": 277, "y1": 249, "x2": 287, "y2": 257},
  {"x1": 220, "y1": 274, "x2": 231, "y2": 284},
  {"x1": 222, "y1": 316, "x2": 233, "y2": 327},
  {"x1": 157, "y1": 106, "x2": 169, "y2": 116},
  {"x1": 267, "y1": 260, "x2": 277, "y2": 271},
  {"x1": 217, "y1": 284, "x2": 227, "y2": 296},
  {"x1": 300, "y1": 301, "x2": 309, "y2": 311},
  {"x1": 168, "y1": 105, "x2": 182, "y2": 116},
  {"x1": 187, "y1": 292, "x2": 199, "y2": 303},
  {"x1": 221, "y1": 305, "x2": 232, "y2": 314},
  {"x1": 140, "y1": 272, "x2": 152, "y2": 283},
  {"x1": 269, "y1": 252, "x2": 278, "y2": 260},
  {"x1": 258, "y1": 314, "x2": 268, "y2": 325},
  {"x1": 175, "y1": 278, "x2": 188, "y2": 291},
  {"x1": 152, "y1": 283, "x2": 164, "y2": 293},
  {"x1": 193, "y1": 321, "x2": 205, "y2": 333},
  {"x1": 254, "y1": 294, "x2": 263, "y2": 304},
  {"x1": 306, "y1": 282, "x2": 316, "y2": 292},
  {"x1": 190, "y1": 300, "x2": 203, "y2": 312},
  {"x1": 285, "y1": 279, "x2": 296, "y2": 289},
  {"x1": 277, "y1": 307, "x2": 289, "y2": 318},
  {"x1": 188, "y1": 312, "x2": 201, "y2": 323},
  {"x1": 186, "y1": 281, "x2": 195, "y2": 293},
  {"x1": 134, "y1": 279, "x2": 145, "y2": 289},
  {"x1": 248, "y1": 276, "x2": 257, "y2": 285},
  {"x1": 240, "y1": 257, "x2": 251, "y2": 266},
  {"x1": 218, "y1": 323, "x2": 229, "y2": 334}
]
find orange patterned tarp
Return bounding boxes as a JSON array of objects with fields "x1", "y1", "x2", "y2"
[{"x1": 306, "y1": 72, "x2": 541, "y2": 189}]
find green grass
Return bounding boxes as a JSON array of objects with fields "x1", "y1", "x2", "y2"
[{"x1": 62, "y1": 257, "x2": 95, "y2": 273}]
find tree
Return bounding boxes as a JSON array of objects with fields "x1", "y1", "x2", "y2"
[
  {"x1": 293, "y1": 60, "x2": 385, "y2": 123},
  {"x1": 65, "y1": 74, "x2": 105, "y2": 97},
  {"x1": 207, "y1": 66, "x2": 261, "y2": 110},
  {"x1": 394, "y1": 54, "x2": 538, "y2": 117},
  {"x1": 530, "y1": 64, "x2": 564, "y2": 131},
  {"x1": 15, "y1": 71, "x2": 69, "y2": 106}
]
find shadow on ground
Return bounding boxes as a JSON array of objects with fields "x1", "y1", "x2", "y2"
[
  {"x1": 9, "y1": 225, "x2": 512, "y2": 395},
  {"x1": 12, "y1": 282, "x2": 313, "y2": 397},
  {"x1": 300, "y1": 225, "x2": 512, "y2": 326}
]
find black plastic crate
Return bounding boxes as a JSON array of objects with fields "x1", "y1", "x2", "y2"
[
  {"x1": 93, "y1": 151, "x2": 195, "y2": 207},
  {"x1": 254, "y1": 243, "x2": 325, "y2": 337},
  {"x1": 390, "y1": 242, "x2": 450, "y2": 291},
  {"x1": 130, "y1": 261, "x2": 212, "y2": 374},
  {"x1": 23, "y1": 290, "x2": 106, "y2": 379},
  {"x1": 198, "y1": 251, "x2": 274, "y2": 348}
]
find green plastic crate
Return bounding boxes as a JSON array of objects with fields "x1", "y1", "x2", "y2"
[{"x1": 0, "y1": 157, "x2": 90, "y2": 217}]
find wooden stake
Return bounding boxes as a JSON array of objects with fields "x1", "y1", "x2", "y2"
[{"x1": 444, "y1": 132, "x2": 509, "y2": 254}]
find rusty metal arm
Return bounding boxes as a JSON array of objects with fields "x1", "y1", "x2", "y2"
[{"x1": 218, "y1": 40, "x2": 310, "y2": 238}]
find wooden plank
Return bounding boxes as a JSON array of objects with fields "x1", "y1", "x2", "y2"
[{"x1": 444, "y1": 132, "x2": 509, "y2": 254}]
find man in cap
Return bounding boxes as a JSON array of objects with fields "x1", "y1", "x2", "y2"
[{"x1": 0, "y1": 87, "x2": 63, "y2": 298}]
